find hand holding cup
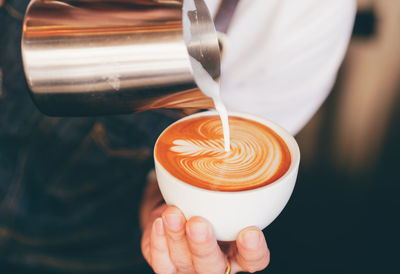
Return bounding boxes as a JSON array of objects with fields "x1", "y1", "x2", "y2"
[{"x1": 141, "y1": 203, "x2": 270, "y2": 274}]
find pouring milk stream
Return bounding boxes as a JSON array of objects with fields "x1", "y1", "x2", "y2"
[{"x1": 183, "y1": 1, "x2": 231, "y2": 152}]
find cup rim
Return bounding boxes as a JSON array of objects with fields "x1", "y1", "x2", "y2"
[{"x1": 154, "y1": 110, "x2": 300, "y2": 195}]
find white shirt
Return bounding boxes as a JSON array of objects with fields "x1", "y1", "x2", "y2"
[{"x1": 205, "y1": 0, "x2": 356, "y2": 135}]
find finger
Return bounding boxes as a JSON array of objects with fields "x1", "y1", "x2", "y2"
[
  {"x1": 141, "y1": 204, "x2": 168, "y2": 265},
  {"x1": 234, "y1": 227, "x2": 270, "y2": 273},
  {"x1": 186, "y1": 216, "x2": 227, "y2": 274},
  {"x1": 150, "y1": 218, "x2": 176, "y2": 274},
  {"x1": 162, "y1": 206, "x2": 194, "y2": 273}
]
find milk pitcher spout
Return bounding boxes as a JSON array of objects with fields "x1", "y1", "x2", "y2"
[{"x1": 21, "y1": 0, "x2": 220, "y2": 116}]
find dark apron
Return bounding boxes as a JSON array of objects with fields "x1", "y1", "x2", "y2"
[{"x1": 0, "y1": 1, "x2": 240, "y2": 273}]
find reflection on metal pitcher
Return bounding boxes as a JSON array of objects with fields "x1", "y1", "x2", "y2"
[{"x1": 22, "y1": 0, "x2": 220, "y2": 116}]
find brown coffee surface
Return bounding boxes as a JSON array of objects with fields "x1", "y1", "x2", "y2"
[{"x1": 155, "y1": 115, "x2": 291, "y2": 191}]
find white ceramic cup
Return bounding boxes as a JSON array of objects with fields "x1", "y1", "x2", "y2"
[{"x1": 154, "y1": 111, "x2": 300, "y2": 241}]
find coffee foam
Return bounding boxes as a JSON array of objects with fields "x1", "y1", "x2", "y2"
[{"x1": 155, "y1": 115, "x2": 291, "y2": 191}]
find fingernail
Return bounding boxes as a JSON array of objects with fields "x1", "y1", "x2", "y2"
[
  {"x1": 188, "y1": 221, "x2": 209, "y2": 243},
  {"x1": 154, "y1": 218, "x2": 164, "y2": 236},
  {"x1": 241, "y1": 229, "x2": 260, "y2": 250},
  {"x1": 164, "y1": 213, "x2": 183, "y2": 231}
]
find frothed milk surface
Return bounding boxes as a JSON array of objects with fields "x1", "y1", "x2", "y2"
[{"x1": 155, "y1": 115, "x2": 291, "y2": 191}]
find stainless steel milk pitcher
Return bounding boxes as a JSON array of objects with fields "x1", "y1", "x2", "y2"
[{"x1": 21, "y1": 0, "x2": 221, "y2": 116}]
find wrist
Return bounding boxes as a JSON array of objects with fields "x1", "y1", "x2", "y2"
[{"x1": 139, "y1": 169, "x2": 164, "y2": 230}]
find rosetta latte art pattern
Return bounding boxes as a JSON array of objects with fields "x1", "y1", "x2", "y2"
[{"x1": 156, "y1": 115, "x2": 291, "y2": 191}]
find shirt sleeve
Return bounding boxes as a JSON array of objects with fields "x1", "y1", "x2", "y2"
[{"x1": 219, "y1": 0, "x2": 356, "y2": 135}]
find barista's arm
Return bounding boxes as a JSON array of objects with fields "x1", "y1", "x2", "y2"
[{"x1": 220, "y1": 0, "x2": 356, "y2": 135}]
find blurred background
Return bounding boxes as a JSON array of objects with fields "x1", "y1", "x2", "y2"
[
  {"x1": 265, "y1": 0, "x2": 400, "y2": 273},
  {"x1": 1, "y1": 0, "x2": 399, "y2": 273}
]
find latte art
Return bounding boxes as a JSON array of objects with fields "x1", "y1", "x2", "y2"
[{"x1": 155, "y1": 115, "x2": 291, "y2": 191}]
